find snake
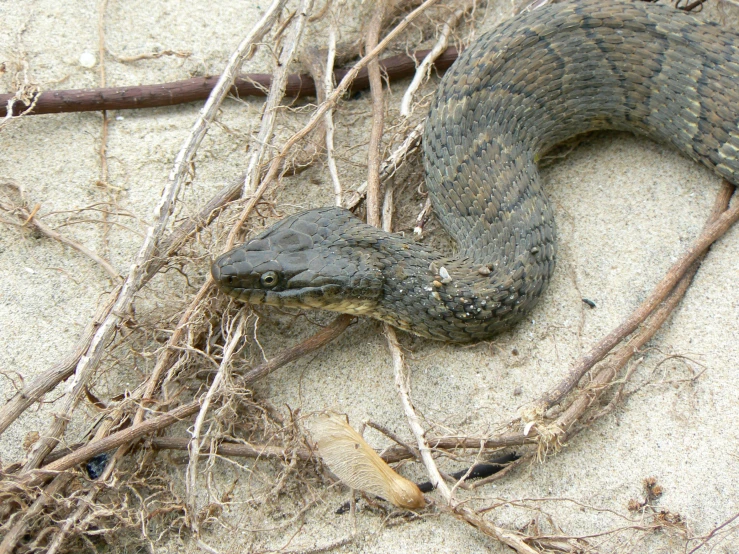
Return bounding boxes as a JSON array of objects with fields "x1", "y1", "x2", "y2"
[{"x1": 212, "y1": 0, "x2": 739, "y2": 343}]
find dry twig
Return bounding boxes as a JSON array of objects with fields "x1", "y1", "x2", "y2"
[
  {"x1": 0, "y1": 189, "x2": 120, "y2": 281},
  {"x1": 525, "y1": 180, "x2": 739, "y2": 420},
  {"x1": 400, "y1": 1, "x2": 474, "y2": 116},
  {"x1": 0, "y1": 49, "x2": 459, "y2": 117},
  {"x1": 19, "y1": 0, "x2": 291, "y2": 475}
]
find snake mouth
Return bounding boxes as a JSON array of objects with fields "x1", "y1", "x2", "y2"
[{"x1": 216, "y1": 283, "x2": 377, "y2": 315}]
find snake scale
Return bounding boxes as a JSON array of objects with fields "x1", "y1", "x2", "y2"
[{"x1": 212, "y1": 0, "x2": 739, "y2": 342}]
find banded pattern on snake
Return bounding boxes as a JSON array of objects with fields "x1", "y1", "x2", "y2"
[{"x1": 212, "y1": 0, "x2": 739, "y2": 342}]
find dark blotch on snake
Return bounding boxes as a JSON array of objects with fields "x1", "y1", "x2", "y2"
[{"x1": 213, "y1": 1, "x2": 739, "y2": 342}]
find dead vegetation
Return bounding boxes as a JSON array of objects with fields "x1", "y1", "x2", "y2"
[{"x1": 1, "y1": 0, "x2": 739, "y2": 552}]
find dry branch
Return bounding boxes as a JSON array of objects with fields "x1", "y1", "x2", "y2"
[
  {"x1": 400, "y1": 1, "x2": 474, "y2": 116},
  {"x1": 244, "y1": 0, "x2": 315, "y2": 196},
  {"x1": 526, "y1": 180, "x2": 739, "y2": 419},
  {"x1": 0, "y1": 195, "x2": 120, "y2": 281},
  {"x1": 365, "y1": 0, "x2": 389, "y2": 227},
  {"x1": 19, "y1": 0, "x2": 291, "y2": 475},
  {"x1": 0, "y1": 49, "x2": 459, "y2": 117}
]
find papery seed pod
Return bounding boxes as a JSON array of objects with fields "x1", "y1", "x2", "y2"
[{"x1": 309, "y1": 412, "x2": 426, "y2": 509}]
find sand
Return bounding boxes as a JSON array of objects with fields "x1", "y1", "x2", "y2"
[{"x1": 1, "y1": 0, "x2": 738, "y2": 552}]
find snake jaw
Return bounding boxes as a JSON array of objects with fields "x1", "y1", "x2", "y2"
[
  {"x1": 210, "y1": 1, "x2": 739, "y2": 341},
  {"x1": 211, "y1": 207, "x2": 385, "y2": 315}
]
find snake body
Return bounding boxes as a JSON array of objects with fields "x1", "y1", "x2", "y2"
[{"x1": 212, "y1": 0, "x2": 739, "y2": 342}]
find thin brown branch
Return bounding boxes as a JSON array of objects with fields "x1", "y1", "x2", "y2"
[
  {"x1": 1, "y1": 200, "x2": 120, "y2": 281},
  {"x1": 540, "y1": 181, "x2": 736, "y2": 443},
  {"x1": 0, "y1": 474, "x2": 73, "y2": 554},
  {"x1": 365, "y1": 0, "x2": 389, "y2": 227},
  {"x1": 687, "y1": 509, "x2": 739, "y2": 553},
  {"x1": 528, "y1": 181, "x2": 739, "y2": 417},
  {"x1": 452, "y1": 505, "x2": 542, "y2": 554},
  {"x1": 400, "y1": 1, "x2": 473, "y2": 116},
  {"x1": 244, "y1": 0, "x2": 314, "y2": 196},
  {"x1": 150, "y1": 437, "x2": 311, "y2": 460},
  {"x1": 305, "y1": 25, "x2": 342, "y2": 205},
  {"x1": 19, "y1": 0, "x2": 290, "y2": 474},
  {"x1": 0, "y1": 48, "x2": 459, "y2": 117},
  {"x1": 240, "y1": 314, "x2": 355, "y2": 384}
]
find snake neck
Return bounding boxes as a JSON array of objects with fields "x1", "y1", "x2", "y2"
[
  {"x1": 213, "y1": 0, "x2": 739, "y2": 343},
  {"x1": 418, "y1": 0, "x2": 739, "y2": 340},
  {"x1": 367, "y1": 220, "x2": 555, "y2": 341}
]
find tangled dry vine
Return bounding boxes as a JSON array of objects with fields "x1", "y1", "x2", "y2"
[{"x1": 1, "y1": 0, "x2": 738, "y2": 552}]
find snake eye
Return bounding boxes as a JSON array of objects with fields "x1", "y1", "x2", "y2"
[{"x1": 260, "y1": 271, "x2": 279, "y2": 288}]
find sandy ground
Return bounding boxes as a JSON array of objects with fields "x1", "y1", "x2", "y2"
[{"x1": 1, "y1": 0, "x2": 738, "y2": 552}]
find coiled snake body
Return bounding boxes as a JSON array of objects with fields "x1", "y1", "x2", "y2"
[{"x1": 212, "y1": 0, "x2": 739, "y2": 342}]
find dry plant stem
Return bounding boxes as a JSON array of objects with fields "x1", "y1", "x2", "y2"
[
  {"x1": 452, "y1": 505, "x2": 542, "y2": 554},
  {"x1": 240, "y1": 314, "x2": 354, "y2": 383},
  {"x1": 20, "y1": 0, "x2": 290, "y2": 473},
  {"x1": 366, "y1": 420, "x2": 420, "y2": 457},
  {"x1": 687, "y1": 510, "x2": 739, "y2": 554},
  {"x1": 400, "y1": 1, "x2": 472, "y2": 116},
  {"x1": 187, "y1": 313, "x2": 246, "y2": 531},
  {"x1": 4, "y1": 202, "x2": 120, "y2": 280},
  {"x1": 553, "y1": 263, "x2": 699, "y2": 439},
  {"x1": 530, "y1": 179, "x2": 739, "y2": 417},
  {"x1": 256, "y1": 0, "x2": 441, "y2": 206},
  {"x1": 343, "y1": 122, "x2": 424, "y2": 211},
  {"x1": 385, "y1": 325, "x2": 451, "y2": 499},
  {"x1": 97, "y1": 0, "x2": 114, "y2": 255},
  {"x1": 304, "y1": 35, "x2": 341, "y2": 204},
  {"x1": 548, "y1": 181, "x2": 735, "y2": 439},
  {"x1": 25, "y1": 432, "x2": 501, "y2": 467},
  {"x1": 0, "y1": 48, "x2": 458, "y2": 117},
  {"x1": 325, "y1": 26, "x2": 342, "y2": 206},
  {"x1": 379, "y1": 183, "x2": 450, "y2": 498},
  {"x1": 244, "y1": 0, "x2": 313, "y2": 196},
  {"x1": 374, "y1": 72, "x2": 449, "y2": 498},
  {"x1": 414, "y1": 196, "x2": 433, "y2": 234},
  {"x1": 151, "y1": 437, "x2": 312, "y2": 460},
  {"x1": 0, "y1": 474, "x2": 73, "y2": 554},
  {"x1": 365, "y1": 0, "x2": 389, "y2": 227},
  {"x1": 226, "y1": 0, "x2": 440, "y2": 259},
  {"x1": 0, "y1": 313, "x2": 352, "y2": 494}
]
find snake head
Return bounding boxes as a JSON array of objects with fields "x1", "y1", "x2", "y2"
[{"x1": 211, "y1": 207, "x2": 384, "y2": 315}]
